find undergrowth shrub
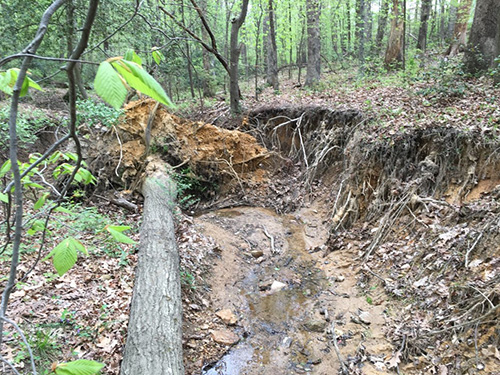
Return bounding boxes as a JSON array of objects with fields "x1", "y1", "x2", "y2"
[
  {"x1": 417, "y1": 59, "x2": 467, "y2": 99},
  {"x1": 76, "y1": 98, "x2": 124, "y2": 128},
  {"x1": 0, "y1": 106, "x2": 51, "y2": 149}
]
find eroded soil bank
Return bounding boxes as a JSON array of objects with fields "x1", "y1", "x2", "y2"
[
  {"x1": 2, "y1": 92, "x2": 498, "y2": 375},
  {"x1": 176, "y1": 105, "x2": 499, "y2": 374}
]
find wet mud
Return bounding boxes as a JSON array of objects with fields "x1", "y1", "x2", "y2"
[{"x1": 196, "y1": 205, "x2": 392, "y2": 375}]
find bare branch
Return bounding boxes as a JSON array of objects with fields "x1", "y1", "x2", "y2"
[
  {"x1": 0, "y1": 0, "x2": 68, "y2": 349},
  {"x1": 159, "y1": 6, "x2": 230, "y2": 74},
  {"x1": 0, "y1": 53, "x2": 99, "y2": 68}
]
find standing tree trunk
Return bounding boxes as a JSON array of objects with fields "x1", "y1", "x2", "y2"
[
  {"x1": 181, "y1": 0, "x2": 195, "y2": 99},
  {"x1": 346, "y1": 0, "x2": 352, "y2": 53},
  {"x1": 200, "y1": 0, "x2": 214, "y2": 97},
  {"x1": 358, "y1": 0, "x2": 366, "y2": 71},
  {"x1": 255, "y1": 0, "x2": 263, "y2": 100},
  {"x1": 464, "y1": 0, "x2": 500, "y2": 74},
  {"x1": 384, "y1": 0, "x2": 404, "y2": 68},
  {"x1": 305, "y1": 0, "x2": 321, "y2": 86},
  {"x1": 446, "y1": 0, "x2": 473, "y2": 56},
  {"x1": 121, "y1": 159, "x2": 184, "y2": 375},
  {"x1": 266, "y1": 0, "x2": 279, "y2": 90},
  {"x1": 229, "y1": 0, "x2": 250, "y2": 114},
  {"x1": 375, "y1": 0, "x2": 390, "y2": 51},
  {"x1": 417, "y1": 0, "x2": 432, "y2": 51},
  {"x1": 446, "y1": 2, "x2": 458, "y2": 40},
  {"x1": 66, "y1": 0, "x2": 88, "y2": 100}
]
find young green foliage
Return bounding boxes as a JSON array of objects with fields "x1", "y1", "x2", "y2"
[
  {"x1": 43, "y1": 237, "x2": 87, "y2": 276},
  {"x1": 104, "y1": 225, "x2": 137, "y2": 244},
  {"x1": 94, "y1": 51, "x2": 173, "y2": 109},
  {"x1": 52, "y1": 359, "x2": 104, "y2": 375},
  {"x1": 0, "y1": 68, "x2": 42, "y2": 97}
]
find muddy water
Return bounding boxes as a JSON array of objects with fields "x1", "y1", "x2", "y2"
[{"x1": 197, "y1": 206, "x2": 392, "y2": 375}]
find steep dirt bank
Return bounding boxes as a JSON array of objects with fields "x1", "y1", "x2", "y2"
[
  {"x1": 108, "y1": 101, "x2": 499, "y2": 374},
  {"x1": 2, "y1": 91, "x2": 497, "y2": 374}
]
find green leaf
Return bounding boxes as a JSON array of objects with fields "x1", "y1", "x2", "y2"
[
  {"x1": 19, "y1": 76, "x2": 29, "y2": 97},
  {"x1": 123, "y1": 49, "x2": 134, "y2": 61},
  {"x1": 27, "y1": 219, "x2": 46, "y2": 236},
  {"x1": 33, "y1": 192, "x2": 50, "y2": 210},
  {"x1": 107, "y1": 225, "x2": 131, "y2": 233},
  {"x1": 54, "y1": 359, "x2": 104, "y2": 375},
  {"x1": 0, "y1": 160, "x2": 11, "y2": 178},
  {"x1": 152, "y1": 50, "x2": 163, "y2": 65},
  {"x1": 27, "y1": 76, "x2": 42, "y2": 91},
  {"x1": 24, "y1": 182, "x2": 44, "y2": 189},
  {"x1": 94, "y1": 61, "x2": 128, "y2": 110},
  {"x1": 124, "y1": 50, "x2": 142, "y2": 65},
  {"x1": 0, "y1": 192, "x2": 9, "y2": 203},
  {"x1": 77, "y1": 168, "x2": 96, "y2": 185},
  {"x1": 113, "y1": 59, "x2": 174, "y2": 108},
  {"x1": 0, "y1": 69, "x2": 41, "y2": 96},
  {"x1": 107, "y1": 228, "x2": 136, "y2": 244},
  {"x1": 44, "y1": 237, "x2": 86, "y2": 276},
  {"x1": 54, "y1": 206, "x2": 73, "y2": 214}
]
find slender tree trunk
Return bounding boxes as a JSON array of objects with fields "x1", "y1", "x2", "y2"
[
  {"x1": 417, "y1": 0, "x2": 432, "y2": 51},
  {"x1": 464, "y1": 0, "x2": 500, "y2": 74},
  {"x1": 366, "y1": 0, "x2": 373, "y2": 51},
  {"x1": 375, "y1": 0, "x2": 390, "y2": 51},
  {"x1": 289, "y1": 1, "x2": 293, "y2": 78},
  {"x1": 255, "y1": 0, "x2": 263, "y2": 100},
  {"x1": 201, "y1": 27, "x2": 214, "y2": 98},
  {"x1": 358, "y1": 0, "x2": 366, "y2": 66},
  {"x1": 121, "y1": 160, "x2": 184, "y2": 375},
  {"x1": 66, "y1": 0, "x2": 88, "y2": 99},
  {"x1": 356, "y1": 0, "x2": 362, "y2": 53},
  {"x1": 446, "y1": 0, "x2": 473, "y2": 56},
  {"x1": 439, "y1": 0, "x2": 445, "y2": 45},
  {"x1": 229, "y1": 0, "x2": 250, "y2": 114},
  {"x1": 346, "y1": 0, "x2": 352, "y2": 53},
  {"x1": 181, "y1": 0, "x2": 195, "y2": 99},
  {"x1": 305, "y1": 0, "x2": 321, "y2": 86},
  {"x1": 384, "y1": 0, "x2": 404, "y2": 68},
  {"x1": 446, "y1": 3, "x2": 458, "y2": 40},
  {"x1": 297, "y1": 18, "x2": 306, "y2": 84},
  {"x1": 266, "y1": 0, "x2": 279, "y2": 90}
]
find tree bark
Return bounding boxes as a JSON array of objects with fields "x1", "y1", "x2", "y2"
[
  {"x1": 417, "y1": 0, "x2": 432, "y2": 51},
  {"x1": 384, "y1": 0, "x2": 404, "y2": 68},
  {"x1": 305, "y1": 0, "x2": 321, "y2": 86},
  {"x1": 358, "y1": 0, "x2": 366, "y2": 71},
  {"x1": 464, "y1": 0, "x2": 500, "y2": 74},
  {"x1": 375, "y1": 0, "x2": 390, "y2": 51},
  {"x1": 446, "y1": 3, "x2": 458, "y2": 40},
  {"x1": 121, "y1": 159, "x2": 184, "y2": 375},
  {"x1": 229, "y1": 0, "x2": 250, "y2": 114},
  {"x1": 445, "y1": 0, "x2": 473, "y2": 57},
  {"x1": 266, "y1": 0, "x2": 279, "y2": 90}
]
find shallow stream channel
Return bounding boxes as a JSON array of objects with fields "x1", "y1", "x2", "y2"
[{"x1": 196, "y1": 205, "x2": 391, "y2": 375}]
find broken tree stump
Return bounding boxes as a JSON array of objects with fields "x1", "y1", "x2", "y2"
[{"x1": 121, "y1": 158, "x2": 184, "y2": 375}]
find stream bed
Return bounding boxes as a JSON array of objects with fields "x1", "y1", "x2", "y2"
[{"x1": 195, "y1": 206, "x2": 391, "y2": 374}]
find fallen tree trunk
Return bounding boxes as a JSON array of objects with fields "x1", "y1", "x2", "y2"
[{"x1": 121, "y1": 158, "x2": 184, "y2": 375}]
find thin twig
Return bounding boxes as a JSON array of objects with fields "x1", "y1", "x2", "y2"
[
  {"x1": 261, "y1": 225, "x2": 276, "y2": 254},
  {"x1": 425, "y1": 304, "x2": 499, "y2": 336},
  {"x1": 0, "y1": 355, "x2": 21, "y2": 375},
  {"x1": 112, "y1": 125, "x2": 124, "y2": 178},
  {"x1": 330, "y1": 318, "x2": 348, "y2": 374},
  {"x1": 1, "y1": 316, "x2": 37, "y2": 375}
]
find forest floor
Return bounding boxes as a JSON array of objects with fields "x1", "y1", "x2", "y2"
[{"x1": 0, "y1": 58, "x2": 499, "y2": 375}]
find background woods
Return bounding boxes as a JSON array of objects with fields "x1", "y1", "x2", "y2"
[{"x1": 2, "y1": 0, "x2": 499, "y2": 107}]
